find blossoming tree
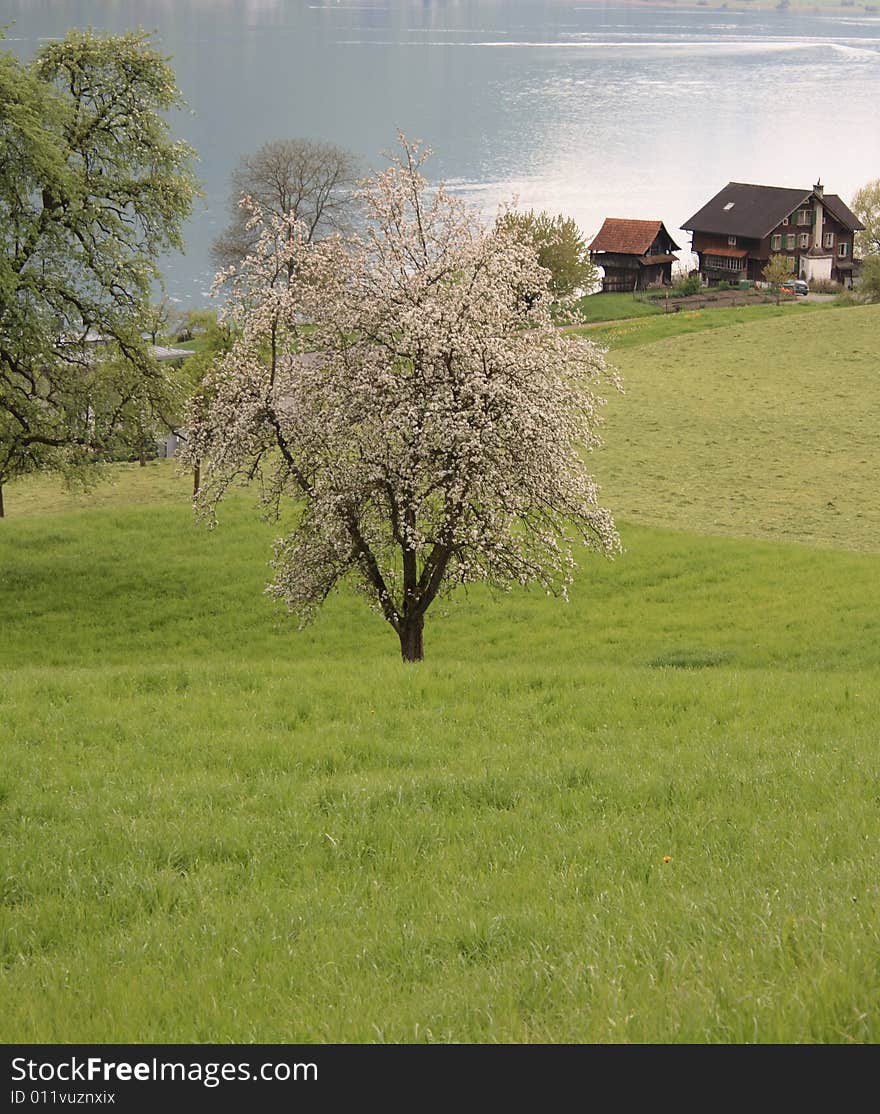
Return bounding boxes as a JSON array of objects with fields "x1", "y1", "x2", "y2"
[{"x1": 184, "y1": 140, "x2": 620, "y2": 661}]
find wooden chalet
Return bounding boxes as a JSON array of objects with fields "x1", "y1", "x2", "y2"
[
  {"x1": 682, "y1": 181, "x2": 864, "y2": 288},
  {"x1": 588, "y1": 218, "x2": 680, "y2": 292}
]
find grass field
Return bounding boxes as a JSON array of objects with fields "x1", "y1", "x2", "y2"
[
  {"x1": 599, "y1": 304, "x2": 880, "y2": 551},
  {"x1": 2, "y1": 303, "x2": 879, "y2": 1043},
  {"x1": 573, "y1": 291, "x2": 666, "y2": 324},
  {"x1": 575, "y1": 299, "x2": 831, "y2": 351}
]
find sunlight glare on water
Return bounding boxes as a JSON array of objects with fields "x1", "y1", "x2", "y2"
[{"x1": 6, "y1": 0, "x2": 879, "y2": 302}]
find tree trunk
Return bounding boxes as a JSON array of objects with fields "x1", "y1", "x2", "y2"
[
  {"x1": 398, "y1": 615, "x2": 424, "y2": 663},
  {"x1": 193, "y1": 462, "x2": 201, "y2": 496}
]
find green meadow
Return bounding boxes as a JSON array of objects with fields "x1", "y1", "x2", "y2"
[
  {"x1": 572, "y1": 290, "x2": 666, "y2": 324},
  {"x1": 576, "y1": 298, "x2": 830, "y2": 351},
  {"x1": 599, "y1": 303, "x2": 880, "y2": 551},
  {"x1": 1, "y1": 305, "x2": 879, "y2": 1043}
]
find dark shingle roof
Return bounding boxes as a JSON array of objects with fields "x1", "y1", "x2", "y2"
[
  {"x1": 589, "y1": 218, "x2": 680, "y2": 255},
  {"x1": 682, "y1": 183, "x2": 811, "y2": 238},
  {"x1": 682, "y1": 182, "x2": 865, "y2": 238},
  {"x1": 821, "y1": 194, "x2": 865, "y2": 231}
]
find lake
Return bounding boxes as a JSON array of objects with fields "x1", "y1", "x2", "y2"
[{"x1": 5, "y1": 0, "x2": 880, "y2": 305}]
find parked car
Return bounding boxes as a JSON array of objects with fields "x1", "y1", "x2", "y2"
[{"x1": 781, "y1": 278, "x2": 809, "y2": 296}]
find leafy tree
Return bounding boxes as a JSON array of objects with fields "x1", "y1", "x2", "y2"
[
  {"x1": 184, "y1": 140, "x2": 620, "y2": 662},
  {"x1": 0, "y1": 29, "x2": 199, "y2": 510},
  {"x1": 763, "y1": 253, "x2": 795, "y2": 303},
  {"x1": 211, "y1": 139, "x2": 358, "y2": 270},
  {"x1": 495, "y1": 209, "x2": 597, "y2": 299},
  {"x1": 144, "y1": 299, "x2": 173, "y2": 345},
  {"x1": 851, "y1": 178, "x2": 880, "y2": 258},
  {"x1": 173, "y1": 308, "x2": 222, "y2": 344},
  {"x1": 856, "y1": 253, "x2": 880, "y2": 302}
]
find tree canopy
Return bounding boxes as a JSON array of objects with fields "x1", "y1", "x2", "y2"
[
  {"x1": 851, "y1": 178, "x2": 880, "y2": 259},
  {"x1": 185, "y1": 140, "x2": 620, "y2": 662},
  {"x1": 856, "y1": 253, "x2": 880, "y2": 303},
  {"x1": 0, "y1": 29, "x2": 198, "y2": 504},
  {"x1": 211, "y1": 138, "x2": 358, "y2": 270},
  {"x1": 495, "y1": 209, "x2": 597, "y2": 299},
  {"x1": 762, "y1": 253, "x2": 795, "y2": 302}
]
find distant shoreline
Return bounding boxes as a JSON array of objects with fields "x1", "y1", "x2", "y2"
[{"x1": 578, "y1": 0, "x2": 879, "y2": 12}]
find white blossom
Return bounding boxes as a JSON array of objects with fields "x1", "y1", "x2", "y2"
[{"x1": 183, "y1": 137, "x2": 621, "y2": 661}]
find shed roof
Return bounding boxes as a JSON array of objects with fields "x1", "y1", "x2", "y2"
[
  {"x1": 589, "y1": 218, "x2": 680, "y2": 255},
  {"x1": 637, "y1": 253, "x2": 677, "y2": 266},
  {"x1": 151, "y1": 345, "x2": 194, "y2": 362}
]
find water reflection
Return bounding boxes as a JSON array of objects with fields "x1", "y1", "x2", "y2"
[{"x1": 5, "y1": 0, "x2": 879, "y2": 302}]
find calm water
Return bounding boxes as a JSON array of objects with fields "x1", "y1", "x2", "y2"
[{"x1": 6, "y1": 0, "x2": 880, "y2": 304}]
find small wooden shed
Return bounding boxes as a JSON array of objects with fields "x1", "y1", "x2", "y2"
[{"x1": 589, "y1": 218, "x2": 680, "y2": 292}]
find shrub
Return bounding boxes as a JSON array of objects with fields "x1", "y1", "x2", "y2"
[
  {"x1": 673, "y1": 274, "x2": 702, "y2": 297},
  {"x1": 809, "y1": 278, "x2": 844, "y2": 294}
]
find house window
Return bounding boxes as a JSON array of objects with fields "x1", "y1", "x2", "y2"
[
  {"x1": 727, "y1": 235, "x2": 737, "y2": 246},
  {"x1": 785, "y1": 234, "x2": 796, "y2": 250},
  {"x1": 823, "y1": 232, "x2": 834, "y2": 248},
  {"x1": 705, "y1": 255, "x2": 744, "y2": 271},
  {"x1": 797, "y1": 210, "x2": 811, "y2": 226},
  {"x1": 838, "y1": 242, "x2": 849, "y2": 258},
  {"x1": 799, "y1": 233, "x2": 810, "y2": 249},
  {"x1": 771, "y1": 234, "x2": 782, "y2": 251},
  {"x1": 782, "y1": 217, "x2": 789, "y2": 227}
]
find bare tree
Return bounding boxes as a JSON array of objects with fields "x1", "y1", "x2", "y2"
[{"x1": 211, "y1": 139, "x2": 358, "y2": 270}]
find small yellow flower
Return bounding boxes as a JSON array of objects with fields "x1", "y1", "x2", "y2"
[{"x1": 662, "y1": 855, "x2": 673, "y2": 864}]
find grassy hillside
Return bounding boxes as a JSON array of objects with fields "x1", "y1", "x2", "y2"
[
  {"x1": 578, "y1": 299, "x2": 831, "y2": 351},
  {"x1": 599, "y1": 304, "x2": 880, "y2": 552},
  {"x1": 573, "y1": 291, "x2": 665, "y2": 324},
  {"x1": 2, "y1": 304, "x2": 879, "y2": 1043},
  {"x1": 1, "y1": 458, "x2": 192, "y2": 519}
]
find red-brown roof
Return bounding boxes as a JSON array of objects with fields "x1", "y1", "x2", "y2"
[
  {"x1": 589, "y1": 218, "x2": 678, "y2": 255},
  {"x1": 702, "y1": 246, "x2": 748, "y2": 259}
]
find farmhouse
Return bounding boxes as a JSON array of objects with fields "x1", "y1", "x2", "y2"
[
  {"x1": 682, "y1": 180, "x2": 864, "y2": 288},
  {"x1": 588, "y1": 218, "x2": 680, "y2": 292}
]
